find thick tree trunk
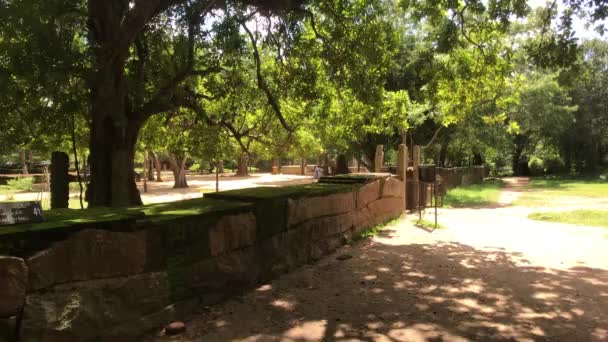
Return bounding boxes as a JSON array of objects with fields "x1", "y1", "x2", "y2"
[
  {"x1": 20, "y1": 150, "x2": 28, "y2": 175},
  {"x1": 438, "y1": 138, "x2": 449, "y2": 167},
  {"x1": 236, "y1": 152, "x2": 249, "y2": 177},
  {"x1": 86, "y1": 1, "x2": 146, "y2": 207},
  {"x1": 151, "y1": 152, "x2": 163, "y2": 182},
  {"x1": 335, "y1": 154, "x2": 350, "y2": 174},
  {"x1": 147, "y1": 151, "x2": 155, "y2": 181},
  {"x1": 168, "y1": 155, "x2": 189, "y2": 188}
]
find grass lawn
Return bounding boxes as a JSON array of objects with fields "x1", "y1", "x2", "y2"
[
  {"x1": 515, "y1": 178, "x2": 608, "y2": 207},
  {"x1": 529, "y1": 210, "x2": 608, "y2": 228},
  {"x1": 443, "y1": 179, "x2": 504, "y2": 208}
]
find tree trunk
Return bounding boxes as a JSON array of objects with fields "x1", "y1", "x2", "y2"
[
  {"x1": 335, "y1": 154, "x2": 350, "y2": 174},
  {"x1": 236, "y1": 152, "x2": 249, "y2": 177},
  {"x1": 20, "y1": 150, "x2": 28, "y2": 175},
  {"x1": 86, "y1": 1, "x2": 147, "y2": 207},
  {"x1": 151, "y1": 152, "x2": 163, "y2": 182},
  {"x1": 147, "y1": 151, "x2": 155, "y2": 181},
  {"x1": 168, "y1": 155, "x2": 189, "y2": 188}
]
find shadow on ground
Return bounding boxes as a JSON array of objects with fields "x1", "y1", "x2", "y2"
[{"x1": 152, "y1": 237, "x2": 608, "y2": 341}]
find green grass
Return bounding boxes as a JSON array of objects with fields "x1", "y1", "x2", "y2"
[
  {"x1": 515, "y1": 178, "x2": 608, "y2": 207},
  {"x1": 351, "y1": 217, "x2": 402, "y2": 241},
  {"x1": 443, "y1": 179, "x2": 504, "y2": 208},
  {"x1": 528, "y1": 210, "x2": 608, "y2": 228},
  {"x1": 415, "y1": 219, "x2": 445, "y2": 229}
]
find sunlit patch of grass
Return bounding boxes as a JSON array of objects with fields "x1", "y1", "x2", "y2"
[
  {"x1": 515, "y1": 178, "x2": 608, "y2": 207},
  {"x1": 528, "y1": 210, "x2": 608, "y2": 228},
  {"x1": 352, "y1": 217, "x2": 402, "y2": 242},
  {"x1": 443, "y1": 179, "x2": 504, "y2": 208},
  {"x1": 415, "y1": 219, "x2": 445, "y2": 229}
]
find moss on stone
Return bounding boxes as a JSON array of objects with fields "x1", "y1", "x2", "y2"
[
  {"x1": 0, "y1": 198, "x2": 254, "y2": 257},
  {"x1": 205, "y1": 183, "x2": 355, "y2": 202}
]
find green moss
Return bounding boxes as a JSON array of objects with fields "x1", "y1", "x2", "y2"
[
  {"x1": 0, "y1": 198, "x2": 254, "y2": 257},
  {"x1": 205, "y1": 183, "x2": 355, "y2": 201}
]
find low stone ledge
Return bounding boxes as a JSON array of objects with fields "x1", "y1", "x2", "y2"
[
  {"x1": 27, "y1": 229, "x2": 148, "y2": 291},
  {"x1": 0, "y1": 256, "x2": 27, "y2": 318},
  {"x1": 287, "y1": 192, "x2": 355, "y2": 228}
]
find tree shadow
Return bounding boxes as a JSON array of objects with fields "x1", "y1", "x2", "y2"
[{"x1": 152, "y1": 239, "x2": 608, "y2": 341}]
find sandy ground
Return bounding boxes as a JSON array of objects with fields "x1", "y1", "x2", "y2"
[
  {"x1": 0, "y1": 172, "x2": 316, "y2": 205},
  {"x1": 148, "y1": 177, "x2": 608, "y2": 342}
]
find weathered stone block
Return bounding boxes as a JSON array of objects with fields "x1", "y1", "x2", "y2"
[
  {"x1": 381, "y1": 177, "x2": 405, "y2": 198},
  {"x1": 209, "y1": 213, "x2": 256, "y2": 256},
  {"x1": 0, "y1": 256, "x2": 27, "y2": 318},
  {"x1": 287, "y1": 192, "x2": 355, "y2": 227},
  {"x1": 21, "y1": 272, "x2": 170, "y2": 342},
  {"x1": 307, "y1": 213, "x2": 354, "y2": 241},
  {"x1": 369, "y1": 197, "x2": 404, "y2": 217},
  {"x1": 356, "y1": 180, "x2": 380, "y2": 209},
  {"x1": 27, "y1": 229, "x2": 148, "y2": 291}
]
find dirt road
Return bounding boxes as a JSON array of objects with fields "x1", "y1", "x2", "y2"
[{"x1": 150, "y1": 178, "x2": 608, "y2": 342}]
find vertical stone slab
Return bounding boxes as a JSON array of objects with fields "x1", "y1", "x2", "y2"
[
  {"x1": 374, "y1": 145, "x2": 384, "y2": 173},
  {"x1": 50, "y1": 151, "x2": 69, "y2": 209},
  {"x1": 397, "y1": 144, "x2": 408, "y2": 212},
  {"x1": 412, "y1": 146, "x2": 421, "y2": 209}
]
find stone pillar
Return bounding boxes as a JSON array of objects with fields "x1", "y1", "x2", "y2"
[
  {"x1": 412, "y1": 145, "x2": 421, "y2": 209},
  {"x1": 398, "y1": 144, "x2": 408, "y2": 212},
  {"x1": 50, "y1": 151, "x2": 69, "y2": 209},
  {"x1": 374, "y1": 145, "x2": 384, "y2": 173}
]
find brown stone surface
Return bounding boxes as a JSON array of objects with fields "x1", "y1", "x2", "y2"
[
  {"x1": 0, "y1": 256, "x2": 27, "y2": 318},
  {"x1": 369, "y1": 197, "x2": 404, "y2": 217},
  {"x1": 21, "y1": 272, "x2": 170, "y2": 341},
  {"x1": 304, "y1": 212, "x2": 354, "y2": 241},
  {"x1": 381, "y1": 177, "x2": 405, "y2": 198},
  {"x1": 209, "y1": 213, "x2": 257, "y2": 256},
  {"x1": 287, "y1": 192, "x2": 355, "y2": 227},
  {"x1": 27, "y1": 229, "x2": 148, "y2": 291},
  {"x1": 356, "y1": 180, "x2": 380, "y2": 209}
]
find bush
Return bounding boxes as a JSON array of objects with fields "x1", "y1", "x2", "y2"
[{"x1": 6, "y1": 177, "x2": 35, "y2": 192}]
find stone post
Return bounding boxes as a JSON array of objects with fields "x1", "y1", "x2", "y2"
[
  {"x1": 374, "y1": 145, "x2": 384, "y2": 173},
  {"x1": 50, "y1": 151, "x2": 69, "y2": 209},
  {"x1": 412, "y1": 145, "x2": 421, "y2": 209},
  {"x1": 398, "y1": 144, "x2": 408, "y2": 212}
]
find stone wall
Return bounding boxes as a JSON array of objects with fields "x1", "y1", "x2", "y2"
[{"x1": 0, "y1": 176, "x2": 405, "y2": 341}]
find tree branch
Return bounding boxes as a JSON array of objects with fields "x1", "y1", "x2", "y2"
[{"x1": 240, "y1": 19, "x2": 293, "y2": 132}]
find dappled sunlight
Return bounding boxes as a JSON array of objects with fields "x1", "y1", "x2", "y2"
[{"x1": 156, "y1": 232, "x2": 608, "y2": 341}]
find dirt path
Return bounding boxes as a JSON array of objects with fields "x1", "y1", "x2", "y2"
[{"x1": 149, "y1": 178, "x2": 608, "y2": 342}]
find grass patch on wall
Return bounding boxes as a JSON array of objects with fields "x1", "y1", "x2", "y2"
[
  {"x1": 443, "y1": 179, "x2": 504, "y2": 208},
  {"x1": 528, "y1": 210, "x2": 608, "y2": 228}
]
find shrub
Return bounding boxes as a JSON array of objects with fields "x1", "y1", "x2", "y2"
[{"x1": 6, "y1": 177, "x2": 35, "y2": 192}]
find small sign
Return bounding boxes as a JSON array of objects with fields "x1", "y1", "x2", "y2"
[{"x1": 0, "y1": 201, "x2": 46, "y2": 226}]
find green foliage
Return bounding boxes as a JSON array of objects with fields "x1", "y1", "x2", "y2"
[
  {"x1": 5, "y1": 177, "x2": 35, "y2": 192},
  {"x1": 443, "y1": 179, "x2": 505, "y2": 208},
  {"x1": 529, "y1": 210, "x2": 608, "y2": 228}
]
